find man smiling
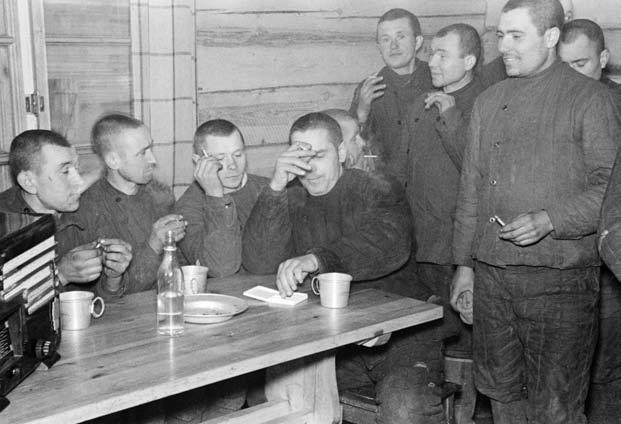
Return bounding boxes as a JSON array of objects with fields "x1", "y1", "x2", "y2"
[{"x1": 451, "y1": 1, "x2": 620, "y2": 422}]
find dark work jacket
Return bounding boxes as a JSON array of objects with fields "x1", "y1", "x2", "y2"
[
  {"x1": 0, "y1": 185, "x2": 82, "y2": 290},
  {"x1": 350, "y1": 59, "x2": 433, "y2": 185},
  {"x1": 600, "y1": 149, "x2": 621, "y2": 280},
  {"x1": 454, "y1": 61, "x2": 620, "y2": 269},
  {"x1": 176, "y1": 174, "x2": 268, "y2": 277},
  {"x1": 242, "y1": 169, "x2": 418, "y2": 297},
  {"x1": 479, "y1": 55, "x2": 508, "y2": 89},
  {"x1": 63, "y1": 178, "x2": 176, "y2": 297},
  {"x1": 406, "y1": 77, "x2": 485, "y2": 265}
]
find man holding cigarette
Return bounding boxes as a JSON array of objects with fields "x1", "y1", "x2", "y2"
[
  {"x1": 65, "y1": 114, "x2": 184, "y2": 298},
  {"x1": 350, "y1": 8, "x2": 432, "y2": 184},
  {"x1": 176, "y1": 119, "x2": 268, "y2": 277},
  {"x1": 451, "y1": 1, "x2": 620, "y2": 422},
  {"x1": 0, "y1": 129, "x2": 124, "y2": 289}
]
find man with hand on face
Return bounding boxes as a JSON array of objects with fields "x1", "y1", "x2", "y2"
[
  {"x1": 0, "y1": 129, "x2": 120, "y2": 289},
  {"x1": 65, "y1": 114, "x2": 183, "y2": 298},
  {"x1": 350, "y1": 8, "x2": 432, "y2": 184},
  {"x1": 176, "y1": 119, "x2": 268, "y2": 277},
  {"x1": 451, "y1": 1, "x2": 620, "y2": 422},
  {"x1": 244, "y1": 113, "x2": 449, "y2": 424}
]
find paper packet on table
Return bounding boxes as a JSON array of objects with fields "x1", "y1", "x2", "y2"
[{"x1": 243, "y1": 285, "x2": 308, "y2": 306}]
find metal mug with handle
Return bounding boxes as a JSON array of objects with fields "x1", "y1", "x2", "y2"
[{"x1": 311, "y1": 272, "x2": 352, "y2": 308}]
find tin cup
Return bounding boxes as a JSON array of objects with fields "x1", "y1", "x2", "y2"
[
  {"x1": 59, "y1": 291, "x2": 105, "y2": 330},
  {"x1": 180, "y1": 265, "x2": 209, "y2": 295},
  {"x1": 311, "y1": 272, "x2": 352, "y2": 308}
]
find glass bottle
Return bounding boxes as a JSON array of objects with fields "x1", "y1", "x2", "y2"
[{"x1": 156, "y1": 230, "x2": 184, "y2": 336}]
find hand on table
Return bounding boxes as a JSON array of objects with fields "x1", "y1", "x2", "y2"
[
  {"x1": 356, "y1": 74, "x2": 385, "y2": 124},
  {"x1": 424, "y1": 91, "x2": 456, "y2": 114},
  {"x1": 148, "y1": 214, "x2": 187, "y2": 253},
  {"x1": 269, "y1": 144, "x2": 316, "y2": 192},
  {"x1": 57, "y1": 242, "x2": 104, "y2": 284},
  {"x1": 276, "y1": 254, "x2": 319, "y2": 298},
  {"x1": 498, "y1": 210, "x2": 553, "y2": 246}
]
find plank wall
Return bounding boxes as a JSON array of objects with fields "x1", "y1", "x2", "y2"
[
  {"x1": 185, "y1": 0, "x2": 487, "y2": 195},
  {"x1": 44, "y1": 0, "x2": 131, "y2": 178}
]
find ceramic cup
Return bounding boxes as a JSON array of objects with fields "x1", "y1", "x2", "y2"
[
  {"x1": 59, "y1": 291, "x2": 105, "y2": 330},
  {"x1": 311, "y1": 272, "x2": 352, "y2": 308},
  {"x1": 181, "y1": 265, "x2": 209, "y2": 295}
]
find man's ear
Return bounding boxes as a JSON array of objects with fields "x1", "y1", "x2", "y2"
[
  {"x1": 464, "y1": 54, "x2": 477, "y2": 72},
  {"x1": 16, "y1": 170, "x2": 37, "y2": 195},
  {"x1": 103, "y1": 151, "x2": 120, "y2": 170},
  {"x1": 415, "y1": 35, "x2": 424, "y2": 52},
  {"x1": 545, "y1": 27, "x2": 561, "y2": 49},
  {"x1": 600, "y1": 48, "x2": 610, "y2": 70},
  {"x1": 337, "y1": 142, "x2": 347, "y2": 164}
]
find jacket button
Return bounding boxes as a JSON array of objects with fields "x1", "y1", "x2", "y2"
[{"x1": 490, "y1": 179, "x2": 497, "y2": 186}]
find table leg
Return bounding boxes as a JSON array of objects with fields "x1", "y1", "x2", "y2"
[{"x1": 265, "y1": 352, "x2": 341, "y2": 424}]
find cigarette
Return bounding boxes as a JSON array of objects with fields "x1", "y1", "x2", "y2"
[
  {"x1": 493, "y1": 215, "x2": 506, "y2": 227},
  {"x1": 363, "y1": 155, "x2": 378, "y2": 158},
  {"x1": 201, "y1": 148, "x2": 209, "y2": 158}
]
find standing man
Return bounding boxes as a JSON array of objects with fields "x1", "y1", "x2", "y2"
[
  {"x1": 451, "y1": 1, "x2": 620, "y2": 423},
  {"x1": 66, "y1": 114, "x2": 185, "y2": 298},
  {"x1": 409, "y1": 23, "x2": 485, "y2": 424},
  {"x1": 176, "y1": 119, "x2": 268, "y2": 277},
  {"x1": 350, "y1": 8, "x2": 432, "y2": 184},
  {"x1": 480, "y1": 0, "x2": 574, "y2": 88},
  {"x1": 560, "y1": 19, "x2": 621, "y2": 424},
  {"x1": 0, "y1": 129, "x2": 130, "y2": 290},
  {"x1": 321, "y1": 109, "x2": 376, "y2": 172},
  {"x1": 560, "y1": 19, "x2": 621, "y2": 99}
]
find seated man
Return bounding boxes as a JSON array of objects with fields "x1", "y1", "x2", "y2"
[
  {"x1": 322, "y1": 109, "x2": 377, "y2": 172},
  {"x1": 0, "y1": 129, "x2": 131, "y2": 290},
  {"x1": 65, "y1": 114, "x2": 185, "y2": 299},
  {"x1": 176, "y1": 119, "x2": 268, "y2": 276},
  {"x1": 243, "y1": 112, "x2": 444, "y2": 423}
]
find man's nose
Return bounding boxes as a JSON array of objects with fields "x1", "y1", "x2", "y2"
[
  {"x1": 498, "y1": 35, "x2": 510, "y2": 54},
  {"x1": 224, "y1": 156, "x2": 237, "y2": 170},
  {"x1": 146, "y1": 149, "x2": 157, "y2": 165},
  {"x1": 390, "y1": 38, "x2": 399, "y2": 49}
]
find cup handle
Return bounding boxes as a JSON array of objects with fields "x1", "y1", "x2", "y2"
[
  {"x1": 311, "y1": 277, "x2": 320, "y2": 295},
  {"x1": 91, "y1": 296, "x2": 105, "y2": 319}
]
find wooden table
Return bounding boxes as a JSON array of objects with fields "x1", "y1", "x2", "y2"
[{"x1": 3, "y1": 274, "x2": 442, "y2": 424}]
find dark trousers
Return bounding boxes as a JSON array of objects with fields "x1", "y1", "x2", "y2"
[
  {"x1": 473, "y1": 263, "x2": 599, "y2": 424},
  {"x1": 586, "y1": 265, "x2": 621, "y2": 423}
]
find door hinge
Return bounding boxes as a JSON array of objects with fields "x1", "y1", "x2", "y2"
[{"x1": 25, "y1": 90, "x2": 45, "y2": 116}]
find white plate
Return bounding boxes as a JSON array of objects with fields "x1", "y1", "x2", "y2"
[{"x1": 184, "y1": 294, "x2": 248, "y2": 324}]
